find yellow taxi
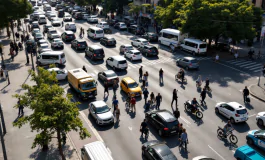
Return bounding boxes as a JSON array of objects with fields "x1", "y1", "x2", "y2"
[{"x1": 120, "y1": 77, "x2": 142, "y2": 97}]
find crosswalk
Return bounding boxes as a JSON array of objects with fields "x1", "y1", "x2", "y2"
[{"x1": 224, "y1": 59, "x2": 263, "y2": 73}]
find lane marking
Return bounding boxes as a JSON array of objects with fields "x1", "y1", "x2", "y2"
[
  {"x1": 208, "y1": 145, "x2": 226, "y2": 160},
  {"x1": 241, "y1": 63, "x2": 260, "y2": 68},
  {"x1": 249, "y1": 65, "x2": 263, "y2": 70},
  {"x1": 93, "y1": 70, "x2": 98, "y2": 74},
  {"x1": 254, "y1": 69, "x2": 262, "y2": 73},
  {"x1": 128, "y1": 127, "x2": 132, "y2": 131},
  {"x1": 217, "y1": 62, "x2": 250, "y2": 75}
]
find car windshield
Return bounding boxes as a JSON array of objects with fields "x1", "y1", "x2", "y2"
[
  {"x1": 126, "y1": 46, "x2": 133, "y2": 50},
  {"x1": 236, "y1": 109, "x2": 247, "y2": 114},
  {"x1": 200, "y1": 44, "x2": 207, "y2": 48},
  {"x1": 254, "y1": 130, "x2": 265, "y2": 135},
  {"x1": 128, "y1": 82, "x2": 138, "y2": 88},
  {"x1": 54, "y1": 39, "x2": 61, "y2": 42},
  {"x1": 118, "y1": 60, "x2": 126, "y2": 64},
  {"x1": 81, "y1": 81, "x2": 96, "y2": 90},
  {"x1": 96, "y1": 105, "x2": 110, "y2": 114},
  {"x1": 121, "y1": 24, "x2": 126, "y2": 27},
  {"x1": 134, "y1": 52, "x2": 141, "y2": 55},
  {"x1": 41, "y1": 45, "x2": 49, "y2": 49},
  {"x1": 65, "y1": 15, "x2": 71, "y2": 17},
  {"x1": 50, "y1": 30, "x2": 57, "y2": 34},
  {"x1": 142, "y1": 40, "x2": 148, "y2": 44},
  {"x1": 78, "y1": 41, "x2": 87, "y2": 45}
]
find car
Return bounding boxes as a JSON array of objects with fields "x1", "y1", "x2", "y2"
[
  {"x1": 114, "y1": 22, "x2": 127, "y2": 30},
  {"x1": 31, "y1": 21, "x2": 40, "y2": 29},
  {"x1": 38, "y1": 43, "x2": 49, "y2": 54},
  {"x1": 85, "y1": 45, "x2": 105, "y2": 60},
  {"x1": 47, "y1": 28, "x2": 57, "y2": 39},
  {"x1": 51, "y1": 38, "x2": 64, "y2": 49},
  {"x1": 142, "y1": 140, "x2": 177, "y2": 160},
  {"x1": 119, "y1": 44, "x2": 134, "y2": 54},
  {"x1": 96, "y1": 22, "x2": 109, "y2": 29},
  {"x1": 100, "y1": 37, "x2": 116, "y2": 46},
  {"x1": 34, "y1": 33, "x2": 44, "y2": 42},
  {"x1": 33, "y1": 6, "x2": 39, "y2": 11},
  {"x1": 50, "y1": 33, "x2": 60, "y2": 40},
  {"x1": 215, "y1": 102, "x2": 248, "y2": 123},
  {"x1": 37, "y1": 1, "x2": 42, "y2": 6},
  {"x1": 61, "y1": 31, "x2": 76, "y2": 42},
  {"x1": 51, "y1": 19, "x2": 61, "y2": 27},
  {"x1": 142, "y1": 32, "x2": 158, "y2": 42},
  {"x1": 63, "y1": 14, "x2": 72, "y2": 22},
  {"x1": 106, "y1": 56, "x2": 128, "y2": 70},
  {"x1": 65, "y1": 22, "x2": 76, "y2": 32},
  {"x1": 71, "y1": 10, "x2": 78, "y2": 16},
  {"x1": 246, "y1": 130, "x2": 265, "y2": 151},
  {"x1": 234, "y1": 145, "x2": 265, "y2": 160},
  {"x1": 43, "y1": 24, "x2": 53, "y2": 33},
  {"x1": 128, "y1": 25, "x2": 145, "y2": 35},
  {"x1": 214, "y1": 41, "x2": 230, "y2": 51},
  {"x1": 57, "y1": 9, "x2": 64, "y2": 17},
  {"x1": 131, "y1": 38, "x2": 149, "y2": 48},
  {"x1": 192, "y1": 156, "x2": 215, "y2": 160},
  {"x1": 138, "y1": 45, "x2": 159, "y2": 57},
  {"x1": 145, "y1": 109, "x2": 179, "y2": 136},
  {"x1": 48, "y1": 68, "x2": 68, "y2": 80},
  {"x1": 108, "y1": 19, "x2": 119, "y2": 26},
  {"x1": 32, "y1": 28, "x2": 40, "y2": 37},
  {"x1": 98, "y1": 70, "x2": 119, "y2": 85},
  {"x1": 176, "y1": 57, "x2": 199, "y2": 70},
  {"x1": 71, "y1": 39, "x2": 87, "y2": 50},
  {"x1": 37, "y1": 39, "x2": 48, "y2": 47},
  {"x1": 89, "y1": 100, "x2": 114, "y2": 125},
  {"x1": 48, "y1": 13, "x2": 56, "y2": 21},
  {"x1": 45, "y1": 11, "x2": 52, "y2": 17},
  {"x1": 82, "y1": 13, "x2": 89, "y2": 20},
  {"x1": 120, "y1": 77, "x2": 142, "y2": 97},
  {"x1": 256, "y1": 112, "x2": 265, "y2": 126},
  {"x1": 124, "y1": 50, "x2": 142, "y2": 61},
  {"x1": 74, "y1": 12, "x2": 83, "y2": 20},
  {"x1": 87, "y1": 15, "x2": 98, "y2": 23}
]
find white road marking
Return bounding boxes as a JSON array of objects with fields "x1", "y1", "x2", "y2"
[
  {"x1": 128, "y1": 126, "x2": 132, "y2": 131},
  {"x1": 249, "y1": 65, "x2": 263, "y2": 70},
  {"x1": 216, "y1": 62, "x2": 250, "y2": 75},
  {"x1": 180, "y1": 116, "x2": 191, "y2": 124},
  {"x1": 241, "y1": 63, "x2": 260, "y2": 68},
  {"x1": 93, "y1": 70, "x2": 98, "y2": 74},
  {"x1": 128, "y1": 63, "x2": 136, "y2": 68},
  {"x1": 233, "y1": 61, "x2": 251, "y2": 65},
  {"x1": 248, "y1": 114, "x2": 256, "y2": 118},
  {"x1": 254, "y1": 69, "x2": 263, "y2": 73},
  {"x1": 208, "y1": 145, "x2": 226, "y2": 160}
]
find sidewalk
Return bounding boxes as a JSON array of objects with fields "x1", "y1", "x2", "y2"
[
  {"x1": 0, "y1": 29, "x2": 80, "y2": 160},
  {"x1": 249, "y1": 76, "x2": 265, "y2": 102}
]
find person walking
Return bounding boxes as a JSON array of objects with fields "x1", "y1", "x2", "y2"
[
  {"x1": 171, "y1": 89, "x2": 178, "y2": 108},
  {"x1": 82, "y1": 65, "x2": 87, "y2": 72},
  {"x1": 21, "y1": 34, "x2": 24, "y2": 43},
  {"x1": 140, "y1": 119, "x2": 148, "y2": 137},
  {"x1": 178, "y1": 123, "x2": 183, "y2": 138},
  {"x1": 112, "y1": 97, "x2": 119, "y2": 113},
  {"x1": 115, "y1": 105, "x2": 120, "y2": 122},
  {"x1": 104, "y1": 81, "x2": 109, "y2": 97},
  {"x1": 155, "y1": 93, "x2": 162, "y2": 110},
  {"x1": 179, "y1": 129, "x2": 188, "y2": 151},
  {"x1": 142, "y1": 73, "x2": 147, "y2": 88},
  {"x1": 145, "y1": 100, "x2": 151, "y2": 111},
  {"x1": 0, "y1": 68, "x2": 3, "y2": 79},
  {"x1": 112, "y1": 80, "x2": 118, "y2": 96},
  {"x1": 61, "y1": 21, "x2": 64, "y2": 27},
  {"x1": 159, "y1": 68, "x2": 164, "y2": 84},
  {"x1": 139, "y1": 66, "x2": 143, "y2": 81},
  {"x1": 10, "y1": 48, "x2": 14, "y2": 61},
  {"x1": 143, "y1": 88, "x2": 149, "y2": 104},
  {"x1": 130, "y1": 96, "x2": 136, "y2": 112},
  {"x1": 173, "y1": 108, "x2": 180, "y2": 120},
  {"x1": 200, "y1": 88, "x2": 207, "y2": 105},
  {"x1": 243, "y1": 86, "x2": 249, "y2": 103},
  {"x1": 18, "y1": 98, "x2": 24, "y2": 116},
  {"x1": 14, "y1": 43, "x2": 19, "y2": 55}
]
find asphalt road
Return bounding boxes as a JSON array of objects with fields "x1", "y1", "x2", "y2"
[{"x1": 31, "y1": 5, "x2": 265, "y2": 160}]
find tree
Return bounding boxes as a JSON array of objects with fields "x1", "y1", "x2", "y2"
[
  {"x1": 104, "y1": 0, "x2": 130, "y2": 15},
  {"x1": 128, "y1": 2, "x2": 143, "y2": 15},
  {"x1": 13, "y1": 68, "x2": 90, "y2": 160}
]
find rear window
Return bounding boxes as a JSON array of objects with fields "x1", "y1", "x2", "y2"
[
  {"x1": 121, "y1": 24, "x2": 126, "y2": 27},
  {"x1": 96, "y1": 30, "x2": 103, "y2": 34},
  {"x1": 237, "y1": 109, "x2": 247, "y2": 114},
  {"x1": 50, "y1": 30, "x2": 57, "y2": 34},
  {"x1": 149, "y1": 47, "x2": 158, "y2": 52},
  {"x1": 118, "y1": 60, "x2": 127, "y2": 64},
  {"x1": 78, "y1": 41, "x2": 87, "y2": 45},
  {"x1": 200, "y1": 44, "x2": 207, "y2": 48},
  {"x1": 165, "y1": 120, "x2": 178, "y2": 128},
  {"x1": 94, "y1": 49, "x2": 104, "y2": 54}
]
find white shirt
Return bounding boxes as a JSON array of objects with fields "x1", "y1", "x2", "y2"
[{"x1": 216, "y1": 55, "x2": 219, "y2": 60}]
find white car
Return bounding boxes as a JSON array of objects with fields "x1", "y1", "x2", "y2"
[
  {"x1": 45, "y1": 11, "x2": 52, "y2": 17},
  {"x1": 192, "y1": 156, "x2": 215, "y2": 160},
  {"x1": 131, "y1": 38, "x2": 149, "y2": 47},
  {"x1": 89, "y1": 101, "x2": 114, "y2": 125},
  {"x1": 96, "y1": 22, "x2": 109, "y2": 29},
  {"x1": 48, "y1": 13, "x2": 56, "y2": 21},
  {"x1": 119, "y1": 44, "x2": 134, "y2": 53},
  {"x1": 65, "y1": 22, "x2": 76, "y2": 32},
  {"x1": 87, "y1": 15, "x2": 98, "y2": 23},
  {"x1": 51, "y1": 38, "x2": 64, "y2": 49},
  {"x1": 49, "y1": 33, "x2": 60, "y2": 40},
  {"x1": 124, "y1": 49, "x2": 142, "y2": 61},
  {"x1": 215, "y1": 102, "x2": 248, "y2": 123},
  {"x1": 38, "y1": 43, "x2": 49, "y2": 54},
  {"x1": 82, "y1": 14, "x2": 89, "y2": 20},
  {"x1": 256, "y1": 112, "x2": 265, "y2": 126},
  {"x1": 63, "y1": 14, "x2": 72, "y2": 22},
  {"x1": 39, "y1": 48, "x2": 52, "y2": 54},
  {"x1": 48, "y1": 68, "x2": 68, "y2": 81},
  {"x1": 51, "y1": 19, "x2": 61, "y2": 27}
]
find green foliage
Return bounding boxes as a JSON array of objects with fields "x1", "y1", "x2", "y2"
[
  {"x1": 74, "y1": 0, "x2": 89, "y2": 6},
  {"x1": 128, "y1": 2, "x2": 143, "y2": 14},
  {"x1": 13, "y1": 68, "x2": 90, "y2": 157}
]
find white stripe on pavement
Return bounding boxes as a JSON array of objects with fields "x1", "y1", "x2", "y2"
[
  {"x1": 245, "y1": 64, "x2": 262, "y2": 69},
  {"x1": 208, "y1": 145, "x2": 226, "y2": 160},
  {"x1": 249, "y1": 65, "x2": 263, "y2": 70},
  {"x1": 240, "y1": 62, "x2": 259, "y2": 67},
  {"x1": 128, "y1": 63, "x2": 136, "y2": 68},
  {"x1": 180, "y1": 116, "x2": 191, "y2": 124},
  {"x1": 229, "y1": 60, "x2": 246, "y2": 64},
  {"x1": 254, "y1": 69, "x2": 263, "y2": 73},
  {"x1": 233, "y1": 61, "x2": 251, "y2": 65}
]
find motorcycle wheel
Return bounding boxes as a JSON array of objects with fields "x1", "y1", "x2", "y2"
[
  {"x1": 217, "y1": 128, "x2": 224, "y2": 138},
  {"x1": 184, "y1": 104, "x2": 191, "y2": 112},
  {"x1": 196, "y1": 111, "x2": 203, "y2": 119},
  {"x1": 229, "y1": 134, "x2": 238, "y2": 144}
]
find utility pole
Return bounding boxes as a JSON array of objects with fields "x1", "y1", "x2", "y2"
[
  {"x1": 22, "y1": 20, "x2": 29, "y2": 64},
  {"x1": 0, "y1": 103, "x2": 6, "y2": 135}
]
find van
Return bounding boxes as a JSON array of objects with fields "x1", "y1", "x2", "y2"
[
  {"x1": 180, "y1": 38, "x2": 207, "y2": 56},
  {"x1": 106, "y1": 56, "x2": 128, "y2": 70},
  {"x1": 85, "y1": 45, "x2": 105, "y2": 60},
  {"x1": 81, "y1": 141, "x2": 113, "y2": 160},
  {"x1": 37, "y1": 51, "x2": 66, "y2": 66},
  {"x1": 38, "y1": 15, "x2": 47, "y2": 24},
  {"x1": 65, "y1": 22, "x2": 76, "y2": 32},
  {"x1": 158, "y1": 28, "x2": 188, "y2": 47},
  {"x1": 87, "y1": 27, "x2": 104, "y2": 39},
  {"x1": 44, "y1": 4, "x2": 51, "y2": 11},
  {"x1": 234, "y1": 145, "x2": 265, "y2": 160}
]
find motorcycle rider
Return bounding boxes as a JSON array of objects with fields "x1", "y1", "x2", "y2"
[
  {"x1": 223, "y1": 120, "x2": 233, "y2": 137},
  {"x1": 179, "y1": 69, "x2": 185, "y2": 84},
  {"x1": 191, "y1": 98, "x2": 199, "y2": 113}
]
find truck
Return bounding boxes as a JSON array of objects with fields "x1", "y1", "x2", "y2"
[
  {"x1": 234, "y1": 145, "x2": 265, "y2": 160},
  {"x1": 68, "y1": 68, "x2": 97, "y2": 100}
]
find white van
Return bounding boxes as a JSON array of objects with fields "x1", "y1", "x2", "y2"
[
  {"x1": 65, "y1": 22, "x2": 76, "y2": 32},
  {"x1": 37, "y1": 51, "x2": 66, "y2": 66},
  {"x1": 38, "y1": 15, "x2": 47, "y2": 24},
  {"x1": 44, "y1": 4, "x2": 51, "y2": 11},
  {"x1": 180, "y1": 38, "x2": 207, "y2": 55},
  {"x1": 81, "y1": 141, "x2": 113, "y2": 160},
  {"x1": 158, "y1": 28, "x2": 188, "y2": 47},
  {"x1": 106, "y1": 56, "x2": 128, "y2": 70},
  {"x1": 87, "y1": 27, "x2": 104, "y2": 39}
]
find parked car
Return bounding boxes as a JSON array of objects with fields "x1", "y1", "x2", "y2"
[
  {"x1": 256, "y1": 112, "x2": 265, "y2": 126},
  {"x1": 100, "y1": 37, "x2": 116, "y2": 46},
  {"x1": 34, "y1": 33, "x2": 44, "y2": 42},
  {"x1": 215, "y1": 102, "x2": 248, "y2": 123},
  {"x1": 47, "y1": 28, "x2": 57, "y2": 39},
  {"x1": 120, "y1": 77, "x2": 141, "y2": 97},
  {"x1": 71, "y1": 39, "x2": 87, "y2": 50},
  {"x1": 89, "y1": 101, "x2": 114, "y2": 125},
  {"x1": 63, "y1": 14, "x2": 72, "y2": 22},
  {"x1": 176, "y1": 57, "x2": 199, "y2": 70},
  {"x1": 32, "y1": 28, "x2": 40, "y2": 37},
  {"x1": 234, "y1": 145, "x2": 265, "y2": 160},
  {"x1": 246, "y1": 130, "x2": 265, "y2": 151},
  {"x1": 138, "y1": 45, "x2": 159, "y2": 57},
  {"x1": 39, "y1": 48, "x2": 52, "y2": 54},
  {"x1": 51, "y1": 18, "x2": 61, "y2": 27},
  {"x1": 48, "y1": 13, "x2": 56, "y2": 21},
  {"x1": 119, "y1": 44, "x2": 134, "y2": 54},
  {"x1": 85, "y1": 45, "x2": 105, "y2": 60},
  {"x1": 31, "y1": 21, "x2": 40, "y2": 29},
  {"x1": 124, "y1": 50, "x2": 142, "y2": 61},
  {"x1": 131, "y1": 38, "x2": 149, "y2": 47},
  {"x1": 142, "y1": 32, "x2": 158, "y2": 42},
  {"x1": 43, "y1": 24, "x2": 53, "y2": 33},
  {"x1": 214, "y1": 41, "x2": 230, "y2": 51},
  {"x1": 57, "y1": 9, "x2": 64, "y2": 17},
  {"x1": 48, "y1": 68, "x2": 68, "y2": 80},
  {"x1": 61, "y1": 31, "x2": 76, "y2": 42},
  {"x1": 97, "y1": 70, "x2": 119, "y2": 85},
  {"x1": 87, "y1": 15, "x2": 98, "y2": 23},
  {"x1": 96, "y1": 22, "x2": 109, "y2": 29},
  {"x1": 106, "y1": 56, "x2": 128, "y2": 71},
  {"x1": 114, "y1": 22, "x2": 127, "y2": 30},
  {"x1": 51, "y1": 38, "x2": 64, "y2": 49}
]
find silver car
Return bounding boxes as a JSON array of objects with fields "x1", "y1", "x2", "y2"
[
  {"x1": 176, "y1": 57, "x2": 199, "y2": 70},
  {"x1": 89, "y1": 101, "x2": 114, "y2": 125}
]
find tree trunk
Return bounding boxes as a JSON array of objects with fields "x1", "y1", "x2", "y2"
[
  {"x1": 93, "y1": 4, "x2": 97, "y2": 13},
  {"x1": 57, "y1": 130, "x2": 66, "y2": 160},
  {"x1": 208, "y1": 38, "x2": 212, "y2": 48},
  {"x1": 214, "y1": 35, "x2": 220, "y2": 45}
]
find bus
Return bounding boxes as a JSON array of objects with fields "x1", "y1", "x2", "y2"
[{"x1": 158, "y1": 28, "x2": 188, "y2": 47}]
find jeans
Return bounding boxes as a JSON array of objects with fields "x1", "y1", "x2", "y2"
[
  {"x1": 201, "y1": 96, "x2": 206, "y2": 103},
  {"x1": 243, "y1": 95, "x2": 248, "y2": 102},
  {"x1": 179, "y1": 140, "x2": 187, "y2": 150},
  {"x1": 171, "y1": 98, "x2": 177, "y2": 107},
  {"x1": 156, "y1": 102, "x2": 160, "y2": 110},
  {"x1": 159, "y1": 75, "x2": 163, "y2": 83}
]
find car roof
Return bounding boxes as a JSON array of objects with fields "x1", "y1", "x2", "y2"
[
  {"x1": 227, "y1": 102, "x2": 245, "y2": 109},
  {"x1": 152, "y1": 144, "x2": 176, "y2": 159},
  {"x1": 48, "y1": 67, "x2": 60, "y2": 71},
  {"x1": 122, "y1": 77, "x2": 136, "y2": 84},
  {"x1": 137, "y1": 38, "x2": 147, "y2": 41},
  {"x1": 40, "y1": 43, "x2": 49, "y2": 46},
  {"x1": 65, "y1": 31, "x2": 74, "y2": 34},
  {"x1": 103, "y1": 70, "x2": 116, "y2": 75},
  {"x1": 156, "y1": 110, "x2": 176, "y2": 122},
  {"x1": 53, "y1": 38, "x2": 62, "y2": 41},
  {"x1": 90, "y1": 45, "x2": 102, "y2": 49},
  {"x1": 130, "y1": 50, "x2": 140, "y2": 53},
  {"x1": 105, "y1": 36, "x2": 114, "y2": 39},
  {"x1": 48, "y1": 28, "x2": 56, "y2": 31},
  {"x1": 111, "y1": 55, "x2": 126, "y2": 61},
  {"x1": 184, "y1": 38, "x2": 206, "y2": 44},
  {"x1": 91, "y1": 100, "x2": 107, "y2": 108},
  {"x1": 183, "y1": 57, "x2": 196, "y2": 60},
  {"x1": 124, "y1": 44, "x2": 132, "y2": 47},
  {"x1": 33, "y1": 28, "x2": 40, "y2": 31},
  {"x1": 45, "y1": 24, "x2": 52, "y2": 27}
]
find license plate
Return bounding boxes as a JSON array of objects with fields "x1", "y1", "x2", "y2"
[
  {"x1": 241, "y1": 117, "x2": 246, "y2": 121},
  {"x1": 171, "y1": 131, "x2": 176, "y2": 133}
]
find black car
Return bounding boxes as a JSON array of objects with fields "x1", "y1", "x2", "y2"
[
  {"x1": 128, "y1": 25, "x2": 145, "y2": 35},
  {"x1": 98, "y1": 70, "x2": 119, "y2": 85},
  {"x1": 215, "y1": 42, "x2": 230, "y2": 51},
  {"x1": 138, "y1": 45, "x2": 159, "y2": 57},
  {"x1": 108, "y1": 19, "x2": 119, "y2": 26},
  {"x1": 145, "y1": 109, "x2": 179, "y2": 136},
  {"x1": 74, "y1": 12, "x2": 83, "y2": 20},
  {"x1": 142, "y1": 32, "x2": 158, "y2": 42},
  {"x1": 142, "y1": 140, "x2": 177, "y2": 160},
  {"x1": 100, "y1": 37, "x2": 116, "y2": 46},
  {"x1": 71, "y1": 39, "x2": 87, "y2": 50},
  {"x1": 31, "y1": 22, "x2": 40, "y2": 29},
  {"x1": 61, "y1": 31, "x2": 76, "y2": 42},
  {"x1": 43, "y1": 24, "x2": 53, "y2": 33}
]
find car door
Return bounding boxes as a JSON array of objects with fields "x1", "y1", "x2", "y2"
[
  {"x1": 90, "y1": 104, "x2": 96, "y2": 119},
  {"x1": 225, "y1": 105, "x2": 235, "y2": 119},
  {"x1": 56, "y1": 70, "x2": 63, "y2": 80},
  {"x1": 221, "y1": 104, "x2": 231, "y2": 118},
  {"x1": 218, "y1": 104, "x2": 227, "y2": 117},
  {"x1": 257, "y1": 136, "x2": 265, "y2": 149}
]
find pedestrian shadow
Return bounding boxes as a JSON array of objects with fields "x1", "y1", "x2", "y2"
[
  {"x1": 207, "y1": 92, "x2": 212, "y2": 98},
  {"x1": 103, "y1": 94, "x2": 108, "y2": 102},
  {"x1": 179, "y1": 146, "x2": 189, "y2": 159},
  {"x1": 13, "y1": 114, "x2": 23, "y2": 123},
  {"x1": 1, "y1": 84, "x2": 10, "y2": 93},
  {"x1": 200, "y1": 102, "x2": 208, "y2": 110},
  {"x1": 180, "y1": 84, "x2": 185, "y2": 90},
  {"x1": 244, "y1": 102, "x2": 254, "y2": 110}
]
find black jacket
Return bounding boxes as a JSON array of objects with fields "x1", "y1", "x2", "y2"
[
  {"x1": 174, "y1": 110, "x2": 180, "y2": 119},
  {"x1": 243, "y1": 88, "x2": 249, "y2": 96}
]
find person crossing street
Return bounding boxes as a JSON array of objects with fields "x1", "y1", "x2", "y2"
[
  {"x1": 159, "y1": 68, "x2": 164, "y2": 84},
  {"x1": 171, "y1": 89, "x2": 178, "y2": 108},
  {"x1": 139, "y1": 66, "x2": 143, "y2": 81},
  {"x1": 243, "y1": 86, "x2": 249, "y2": 103},
  {"x1": 200, "y1": 88, "x2": 207, "y2": 105},
  {"x1": 155, "y1": 93, "x2": 162, "y2": 110},
  {"x1": 143, "y1": 88, "x2": 149, "y2": 104}
]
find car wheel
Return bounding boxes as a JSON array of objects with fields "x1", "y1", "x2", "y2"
[
  {"x1": 185, "y1": 66, "x2": 189, "y2": 70},
  {"x1": 258, "y1": 119, "x2": 264, "y2": 126},
  {"x1": 230, "y1": 117, "x2": 235, "y2": 124},
  {"x1": 215, "y1": 108, "x2": 219, "y2": 114},
  {"x1": 192, "y1": 51, "x2": 196, "y2": 56},
  {"x1": 158, "y1": 130, "x2": 163, "y2": 136},
  {"x1": 247, "y1": 137, "x2": 254, "y2": 145}
]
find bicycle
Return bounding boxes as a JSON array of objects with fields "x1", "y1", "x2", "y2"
[{"x1": 217, "y1": 126, "x2": 238, "y2": 144}]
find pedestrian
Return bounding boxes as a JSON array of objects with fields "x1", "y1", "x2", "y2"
[
  {"x1": 171, "y1": 89, "x2": 178, "y2": 108},
  {"x1": 14, "y1": 43, "x2": 19, "y2": 55},
  {"x1": 104, "y1": 81, "x2": 109, "y2": 97},
  {"x1": 173, "y1": 108, "x2": 180, "y2": 120},
  {"x1": 145, "y1": 71, "x2": 149, "y2": 87},
  {"x1": 155, "y1": 93, "x2": 162, "y2": 110},
  {"x1": 62, "y1": 131, "x2": 66, "y2": 145},
  {"x1": 143, "y1": 88, "x2": 149, "y2": 104},
  {"x1": 178, "y1": 123, "x2": 183, "y2": 138},
  {"x1": 82, "y1": 65, "x2": 87, "y2": 72},
  {"x1": 243, "y1": 86, "x2": 249, "y2": 103},
  {"x1": 159, "y1": 68, "x2": 164, "y2": 84},
  {"x1": 0, "y1": 68, "x2": 3, "y2": 79},
  {"x1": 112, "y1": 97, "x2": 119, "y2": 113},
  {"x1": 215, "y1": 54, "x2": 219, "y2": 62},
  {"x1": 18, "y1": 98, "x2": 24, "y2": 116},
  {"x1": 10, "y1": 48, "x2": 14, "y2": 61},
  {"x1": 140, "y1": 119, "x2": 148, "y2": 137},
  {"x1": 145, "y1": 100, "x2": 151, "y2": 112},
  {"x1": 234, "y1": 51, "x2": 238, "y2": 60},
  {"x1": 200, "y1": 88, "x2": 207, "y2": 105},
  {"x1": 82, "y1": 28, "x2": 85, "y2": 36},
  {"x1": 180, "y1": 69, "x2": 185, "y2": 84},
  {"x1": 61, "y1": 21, "x2": 64, "y2": 27},
  {"x1": 179, "y1": 129, "x2": 188, "y2": 151},
  {"x1": 115, "y1": 105, "x2": 120, "y2": 122},
  {"x1": 139, "y1": 66, "x2": 143, "y2": 81},
  {"x1": 130, "y1": 96, "x2": 136, "y2": 112},
  {"x1": 21, "y1": 34, "x2": 24, "y2": 43},
  {"x1": 26, "y1": 34, "x2": 29, "y2": 41},
  {"x1": 142, "y1": 73, "x2": 147, "y2": 87},
  {"x1": 10, "y1": 42, "x2": 14, "y2": 49},
  {"x1": 15, "y1": 32, "x2": 20, "y2": 41},
  {"x1": 112, "y1": 80, "x2": 118, "y2": 96}
]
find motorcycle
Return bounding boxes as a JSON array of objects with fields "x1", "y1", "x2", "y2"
[
  {"x1": 184, "y1": 101, "x2": 203, "y2": 119},
  {"x1": 217, "y1": 126, "x2": 238, "y2": 144}
]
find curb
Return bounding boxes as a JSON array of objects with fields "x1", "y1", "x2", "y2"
[{"x1": 249, "y1": 84, "x2": 265, "y2": 102}]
